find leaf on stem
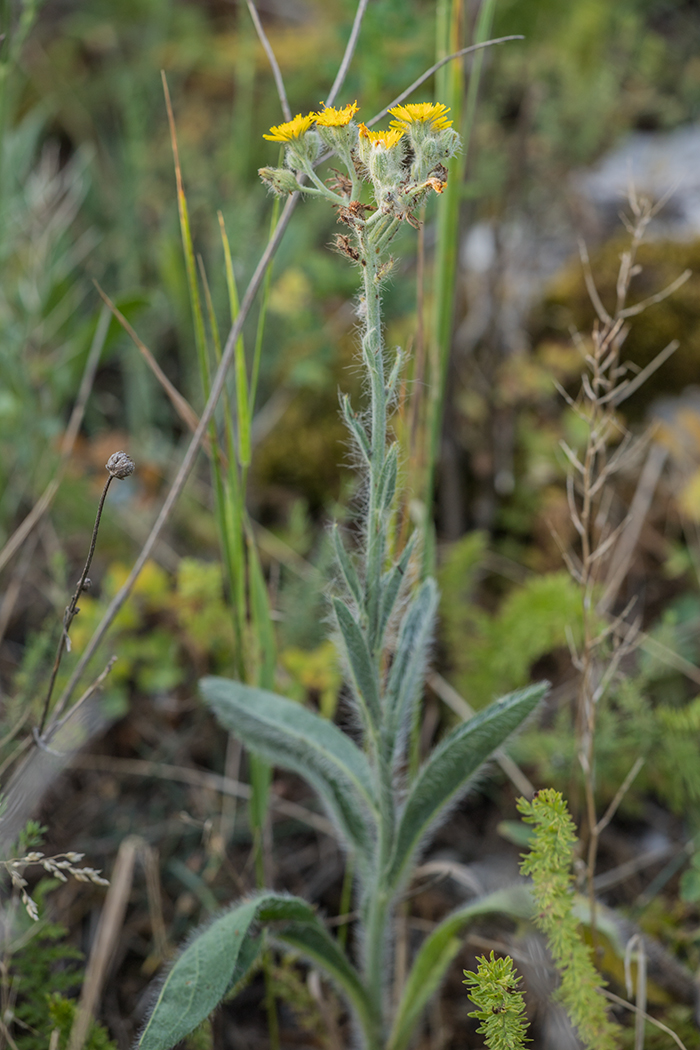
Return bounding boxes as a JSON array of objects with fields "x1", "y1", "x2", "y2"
[
  {"x1": 332, "y1": 524, "x2": 364, "y2": 608},
  {"x1": 377, "y1": 534, "x2": 416, "y2": 643},
  {"x1": 386, "y1": 682, "x2": 547, "y2": 892},
  {"x1": 138, "y1": 892, "x2": 373, "y2": 1050},
  {"x1": 333, "y1": 598, "x2": 381, "y2": 730},
  {"x1": 384, "y1": 578, "x2": 439, "y2": 759},
  {"x1": 200, "y1": 677, "x2": 378, "y2": 858}
]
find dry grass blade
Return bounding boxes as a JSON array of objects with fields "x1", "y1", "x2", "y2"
[
  {"x1": 600, "y1": 990, "x2": 687, "y2": 1050},
  {"x1": 578, "y1": 237, "x2": 613, "y2": 325},
  {"x1": 367, "y1": 37, "x2": 524, "y2": 126},
  {"x1": 67, "y1": 836, "x2": 139, "y2": 1050},
  {"x1": 618, "y1": 270, "x2": 692, "y2": 320},
  {"x1": 599, "y1": 442, "x2": 667, "y2": 614},
  {"x1": 94, "y1": 282, "x2": 205, "y2": 441},
  {"x1": 70, "y1": 753, "x2": 336, "y2": 836},
  {"x1": 611, "y1": 340, "x2": 680, "y2": 406}
]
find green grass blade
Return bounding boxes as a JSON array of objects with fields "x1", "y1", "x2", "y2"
[
  {"x1": 274, "y1": 921, "x2": 378, "y2": 1041},
  {"x1": 218, "y1": 211, "x2": 251, "y2": 468},
  {"x1": 250, "y1": 189, "x2": 281, "y2": 413}
]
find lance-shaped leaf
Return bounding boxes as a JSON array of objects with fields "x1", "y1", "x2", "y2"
[
  {"x1": 138, "y1": 893, "x2": 375, "y2": 1050},
  {"x1": 332, "y1": 524, "x2": 363, "y2": 609},
  {"x1": 274, "y1": 920, "x2": 379, "y2": 1039},
  {"x1": 384, "y1": 578, "x2": 439, "y2": 757},
  {"x1": 341, "y1": 393, "x2": 370, "y2": 463},
  {"x1": 333, "y1": 598, "x2": 381, "y2": 730},
  {"x1": 386, "y1": 683, "x2": 547, "y2": 891},
  {"x1": 387, "y1": 886, "x2": 533, "y2": 1050},
  {"x1": 377, "y1": 442, "x2": 399, "y2": 512},
  {"x1": 201, "y1": 678, "x2": 378, "y2": 857},
  {"x1": 377, "y1": 533, "x2": 416, "y2": 644},
  {"x1": 138, "y1": 896, "x2": 260, "y2": 1050}
]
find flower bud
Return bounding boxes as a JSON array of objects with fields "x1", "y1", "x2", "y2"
[
  {"x1": 106, "y1": 451, "x2": 135, "y2": 480},
  {"x1": 258, "y1": 167, "x2": 302, "y2": 196}
]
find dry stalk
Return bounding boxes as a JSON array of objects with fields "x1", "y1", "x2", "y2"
[
  {"x1": 35, "y1": 452, "x2": 135, "y2": 737},
  {"x1": 561, "y1": 192, "x2": 690, "y2": 938}
]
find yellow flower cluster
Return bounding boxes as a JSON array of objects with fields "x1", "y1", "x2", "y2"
[
  {"x1": 358, "y1": 123, "x2": 404, "y2": 150},
  {"x1": 262, "y1": 101, "x2": 452, "y2": 145},
  {"x1": 388, "y1": 101, "x2": 453, "y2": 132},
  {"x1": 263, "y1": 101, "x2": 358, "y2": 142}
]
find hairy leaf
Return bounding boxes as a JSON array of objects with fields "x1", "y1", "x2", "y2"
[
  {"x1": 275, "y1": 921, "x2": 378, "y2": 1037},
  {"x1": 201, "y1": 677, "x2": 378, "y2": 857},
  {"x1": 138, "y1": 897, "x2": 261, "y2": 1050},
  {"x1": 385, "y1": 578, "x2": 439, "y2": 757},
  {"x1": 387, "y1": 683, "x2": 547, "y2": 891},
  {"x1": 377, "y1": 443, "x2": 399, "y2": 512},
  {"x1": 341, "y1": 394, "x2": 370, "y2": 463},
  {"x1": 388, "y1": 886, "x2": 532, "y2": 1050},
  {"x1": 139, "y1": 893, "x2": 373, "y2": 1050},
  {"x1": 332, "y1": 524, "x2": 363, "y2": 609},
  {"x1": 377, "y1": 533, "x2": 416, "y2": 643},
  {"x1": 333, "y1": 598, "x2": 381, "y2": 730}
]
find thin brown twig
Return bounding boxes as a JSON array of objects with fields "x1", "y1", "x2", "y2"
[
  {"x1": 69, "y1": 753, "x2": 336, "y2": 836},
  {"x1": 367, "y1": 37, "x2": 524, "y2": 126},
  {"x1": 326, "y1": 0, "x2": 370, "y2": 108},
  {"x1": 36, "y1": 472, "x2": 116, "y2": 736},
  {"x1": 600, "y1": 989, "x2": 688, "y2": 1050},
  {"x1": 245, "y1": 0, "x2": 291, "y2": 121}
]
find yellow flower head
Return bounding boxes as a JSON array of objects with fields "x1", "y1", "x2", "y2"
[
  {"x1": 358, "y1": 123, "x2": 404, "y2": 149},
  {"x1": 388, "y1": 102, "x2": 453, "y2": 132},
  {"x1": 315, "y1": 101, "x2": 359, "y2": 127},
  {"x1": 263, "y1": 112, "x2": 316, "y2": 142}
]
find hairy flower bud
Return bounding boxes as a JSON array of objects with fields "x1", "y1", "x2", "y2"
[
  {"x1": 106, "y1": 451, "x2": 135, "y2": 480},
  {"x1": 258, "y1": 166, "x2": 302, "y2": 196}
]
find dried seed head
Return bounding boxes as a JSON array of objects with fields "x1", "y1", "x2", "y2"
[{"x1": 105, "y1": 451, "x2": 135, "y2": 480}]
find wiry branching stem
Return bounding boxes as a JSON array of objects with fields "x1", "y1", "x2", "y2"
[{"x1": 562, "y1": 193, "x2": 689, "y2": 939}]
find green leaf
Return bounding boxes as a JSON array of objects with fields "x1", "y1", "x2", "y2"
[
  {"x1": 333, "y1": 598, "x2": 381, "y2": 730},
  {"x1": 385, "y1": 579, "x2": 439, "y2": 757},
  {"x1": 377, "y1": 534, "x2": 416, "y2": 643},
  {"x1": 200, "y1": 677, "x2": 378, "y2": 858},
  {"x1": 341, "y1": 394, "x2": 370, "y2": 463},
  {"x1": 377, "y1": 443, "x2": 399, "y2": 511},
  {"x1": 332, "y1": 524, "x2": 363, "y2": 609},
  {"x1": 274, "y1": 920, "x2": 378, "y2": 1038},
  {"x1": 138, "y1": 897, "x2": 261, "y2": 1050},
  {"x1": 387, "y1": 683, "x2": 547, "y2": 891},
  {"x1": 139, "y1": 893, "x2": 373, "y2": 1050},
  {"x1": 387, "y1": 886, "x2": 533, "y2": 1050}
]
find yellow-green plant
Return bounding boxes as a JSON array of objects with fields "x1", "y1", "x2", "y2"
[
  {"x1": 463, "y1": 951, "x2": 530, "y2": 1050},
  {"x1": 137, "y1": 99, "x2": 547, "y2": 1050},
  {"x1": 517, "y1": 789, "x2": 620, "y2": 1050}
]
